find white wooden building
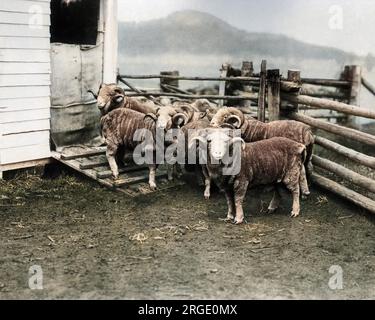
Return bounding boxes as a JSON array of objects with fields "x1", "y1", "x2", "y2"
[{"x1": 0, "y1": 0, "x2": 118, "y2": 178}]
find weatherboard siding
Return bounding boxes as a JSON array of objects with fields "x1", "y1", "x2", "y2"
[{"x1": 0, "y1": 0, "x2": 51, "y2": 167}]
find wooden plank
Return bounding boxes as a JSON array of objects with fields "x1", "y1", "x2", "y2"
[
  {"x1": 301, "y1": 109, "x2": 347, "y2": 119},
  {"x1": 113, "y1": 171, "x2": 167, "y2": 187},
  {"x1": 0, "y1": 158, "x2": 51, "y2": 172},
  {"x1": 119, "y1": 74, "x2": 260, "y2": 83},
  {"x1": 239, "y1": 61, "x2": 253, "y2": 109},
  {"x1": 0, "y1": 86, "x2": 51, "y2": 99},
  {"x1": 313, "y1": 155, "x2": 375, "y2": 194},
  {"x1": 103, "y1": 0, "x2": 119, "y2": 83},
  {"x1": 312, "y1": 173, "x2": 375, "y2": 214},
  {"x1": 346, "y1": 65, "x2": 362, "y2": 106},
  {"x1": 50, "y1": 152, "x2": 115, "y2": 190},
  {"x1": 0, "y1": 62, "x2": 51, "y2": 74},
  {"x1": 125, "y1": 92, "x2": 258, "y2": 101},
  {"x1": 301, "y1": 78, "x2": 351, "y2": 88},
  {"x1": 315, "y1": 136, "x2": 375, "y2": 169},
  {"x1": 0, "y1": 74, "x2": 51, "y2": 87},
  {"x1": 267, "y1": 69, "x2": 281, "y2": 121},
  {"x1": 61, "y1": 148, "x2": 107, "y2": 160},
  {"x1": 0, "y1": 143, "x2": 50, "y2": 165},
  {"x1": 0, "y1": 1, "x2": 51, "y2": 14},
  {"x1": 218, "y1": 63, "x2": 229, "y2": 107},
  {"x1": 0, "y1": 130, "x2": 50, "y2": 149},
  {"x1": 361, "y1": 76, "x2": 375, "y2": 96},
  {"x1": 0, "y1": 12, "x2": 50, "y2": 26},
  {"x1": 0, "y1": 108, "x2": 50, "y2": 124},
  {"x1": 0, "y1": 24, "x2": 50, "y2": 38},
  {"x1": 0, "y1": 97, "x2": 50, "y2": 111},
  {"x1": 257, "y1": 60, "x2": 266, "y2": 122},
  {"x1": 0, "y1": 119, "x2": 50, "y2": 135},
  {"x1": 0, "y1": 36, "x2": 50, "y2": 49},
  {"x1": 0, "y1": 49, "x2": 50, "y2": 63},
  {"x1": 288, "y1": 112, "x2": 375, "y2": 147},
  {"x1": 80, "y1": 159, "x2": 108, "y2": 170},
  {"x1": 283, "y1": 95, "x2": 375, "y2": 119},
  {"x1": 97, "y1": 165, "x2": 149, "y2": 179}
]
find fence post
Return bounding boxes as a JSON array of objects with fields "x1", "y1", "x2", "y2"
[
  {"x1": 267, "y1": 69, "x2": 281, "y2": 121},
  {"x1": 341, "y1": 65, "x2": 362, "y2": 126},
  {"x1": 287, "y1": 69, "x2": 301, "y2": 112},
  {"x1": 160, "y1": 71, "x2": 179, "y2": 91},
  {"x1": 346, "y1": 65, "x2": 362, "y2": 106},
  {"x1": 257, "y1": 60, "x2": 267, "y2": 122},
  {"x1": 240, "y1": 61, "x2": 254, "y2": 108},
  {"x1": 218, "y1": 63, "x2": 229, "y2": 107}
]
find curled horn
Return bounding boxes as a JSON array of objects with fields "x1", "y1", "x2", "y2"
[
  {"x1": 144, "y1": 113, "x2": 157, "y2": 122},
  {"x1": 172, "y1": 113, "x2": 188, "y2": 127},
  {"x1": 226, "y1": 107, "x2": 245, "y2": 123},
  {"x1": 179, "y1": 105, "x2": 195, "y2": 121},
  {"x1": 88, "y1": 90, "x2": 98, "y2": 99},
  {"x1": 226, "y1": 115, "x2": 242, "y2": 129},
  {"x1": 231, "y1": 137, "x2": 246, "y2": 150},
  {"x1": 188, "y1": 136, "x2": 207, "y2": 150},
  {"x1": 220, "y1": 123, "x2": 236, "y2": 129}
]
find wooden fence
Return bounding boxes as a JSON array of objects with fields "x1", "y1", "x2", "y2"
[{"x1": 117, "y1": 60, "x2": 375, "y2": 214}]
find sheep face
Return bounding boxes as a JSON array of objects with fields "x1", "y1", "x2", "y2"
[
  {"x1": 95, "y1": 84, "x2": 125, "y2": 116},
  {"x1": 190, "y1": 129, "x2": 245, "y2": 162},
  {"x1": 210, "y1": 108, "x2": 245, "y2": 129},
  {"x1": 155, "y1": 107, "x2": 177, "y2": 131},
  {"x1": 210, "y1": 108, "x2": 231, "y2": 128}
]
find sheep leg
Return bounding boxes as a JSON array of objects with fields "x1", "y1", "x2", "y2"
[
  {"x1": 167, "y1": 164, "x2": 174, "y2": 181},
  {"x1": 284, "y1": 172, "x2": 301, "y2": 218},
  {"x1": 223, "y1": 188, "x2": 235, "y2": 221},
  {"x1": 299, "y1": 165, "x2": 310, "y2": 199},
  {"x1": 233, "y1": 180, "x2": 249, "y2": 225},
  {"x1": 267, "y1": 185, "x2": 282, "y2": 214},
  {"x1": 305, "y1": 144, "x2": 314, "y2": 181},
  {"x1": 106, "y1": 144, "x2": 119, "y2": 180},
  {"x1": 148, "y1": 164, "x2": 157, "y2": 190},
  {"x1": 201, "y1": 165, "x2": 211, "y2": 200}
]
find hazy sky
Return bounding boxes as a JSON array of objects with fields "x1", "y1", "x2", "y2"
[{"x1": 118, "y1": 0, "x2": 375, "y2": 56}]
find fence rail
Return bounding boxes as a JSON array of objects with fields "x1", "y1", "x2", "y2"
[{"x1": 117, "y1": 61, "x2": 375, "y2": 215}]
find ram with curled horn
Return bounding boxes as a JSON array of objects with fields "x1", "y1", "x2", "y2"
[
  {"x1": 198, "y1": 129, "x2": 308, "y2": 225},
  {"x1": 90, "y1": 83, "x2": 157, "y2": 116},
  {"x1": 210, "y1": 107, "x2": 314, "y2": 198}
]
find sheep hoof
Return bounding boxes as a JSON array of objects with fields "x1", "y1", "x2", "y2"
[
  {"x1": 302, "y1": 192, "x2": 311, "y2": 200},
  {"x1": 149, "y1": 183, "x2": 157, "y2": 191},
  {"x1": 220, "y1": 214, "x2": 234, "y2": 223},
  {"x1": 204, "y1": 192, "x2": 210, "y2": 200},
  {"x1": 233, "y1": 218, "x2": 244, "y2": 225},
  {"x1": 290, "y1": 211, "x2": 300, "y2": 218},
  {"x1": 113, "y1": 174, "x2": 119, "y2": 180}
]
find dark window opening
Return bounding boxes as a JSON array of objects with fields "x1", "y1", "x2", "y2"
[{"x1": 50, "y1": 0, "x2": 100, "y2": 45}]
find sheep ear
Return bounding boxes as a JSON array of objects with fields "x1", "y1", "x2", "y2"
[
  {"x1": 144, "y1": 113, "x2": 157, "y2": 122},
  {"x1": 114, "y1": 95, "x2": 124, "y2": 104},
  {"x1": 231, "y1": 137, "x2": 246, "y2": 150}
]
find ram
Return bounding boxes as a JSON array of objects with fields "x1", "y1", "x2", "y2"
[
  {"x1": 100, "y1": 108, "x2": 159, "y2": 190},
  {"x1": 211, "y1": 107, "x2": 313, "y2": 197},
  {"x1": 191, "y1": 130, "x2": 308, "y2": 224},
  {"x1": 89, "y1": 83, "x2": 157, "y2": 116}
]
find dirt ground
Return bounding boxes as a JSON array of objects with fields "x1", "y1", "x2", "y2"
[{"x1": 1, "y1": 167, "x2": 375, "y2": 300}]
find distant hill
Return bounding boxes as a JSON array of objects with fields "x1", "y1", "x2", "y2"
[{"x1": 119, "y1": 10, "x2": 375, "y2": 69}]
